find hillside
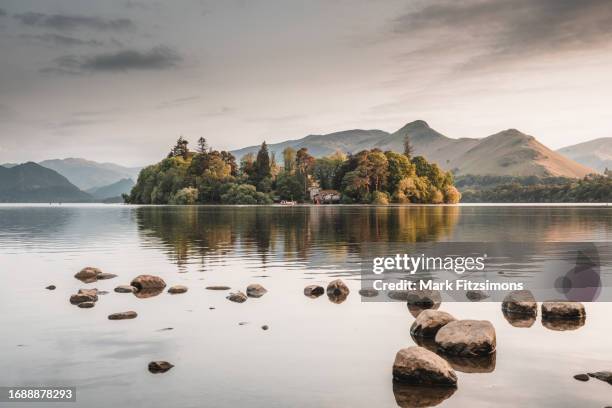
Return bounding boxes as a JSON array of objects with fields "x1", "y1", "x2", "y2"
[
  {"x1": 557, "y1": 137, "x2": 612, "y2": 173},
  {"x1": 39, "y1": 158, "x2": 141, "y2": 190},
  {"x1": 0, "y1": 162, "x2": 92, "y2": 202},
  {"x1": 87, "y1": 178, "x2": 135, "y2": 200}
]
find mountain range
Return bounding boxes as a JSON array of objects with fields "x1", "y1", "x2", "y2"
[
  {"x1": 232, "y1": 120, "x2": 596, "y2": 178},
  {"x1": 38, "y1": 158, "x2": 140, "y2": 190},
  {"x1": 557, "y1": 138, "x2": 612, "y2": 173}
]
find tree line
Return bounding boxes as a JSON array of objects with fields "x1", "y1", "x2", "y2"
[{"x1": 124, "y1": 136, "x2": 461, "y2": 205}]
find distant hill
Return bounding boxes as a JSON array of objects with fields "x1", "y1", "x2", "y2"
[
  {"x1": 557, "y1": 137, "x2": 612, "y2": 173},
  {"x1": 232, "y1": 120, "x2": 594, "y2": 178},
  {"x1": 86, "y1": 178, "x2": 134, "y2": 200},
  {"x1": 39, "y1": 158, "x2": 141, "y2": 190},
  {"x1": 0, "y1": 162, "x2": 92, "y2": 202}
]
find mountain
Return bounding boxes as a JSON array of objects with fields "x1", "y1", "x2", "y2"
[
  {"x1": 1, "y1": 163, "x2": 19, "y2": 168},
  {"x1": 232, "y1": 120, "x2": 594, "y2": 178},
  {"x1": 557, "y1": 137, "x2": 612, "y2": 173},
  {"x1": 38, "y1": 158, "x2": 141, "y2": 190},
  {"x1": 86, "y1": 178, "x2": 134, "y2": 200},
  {"x1": 0, "y1": 162, "x2": 92, "y2": 202}
]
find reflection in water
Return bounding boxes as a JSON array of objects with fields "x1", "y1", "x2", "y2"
[
  {"x1": 502, "y1": 310, "x2": 536, "y2": 328},
  {"x1": 392, "y1": 383, "x2": 456, "y2": 408},
  {"x1": 542, "y1": 316, "x2": 586, "y2": 331},
  {"x1": 410, "y1": 335, "x2": 496, "y2": 373}
]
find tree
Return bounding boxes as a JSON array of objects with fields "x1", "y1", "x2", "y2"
[
  {"x1": 169, "y1": 136, "x2": 189, "y2": 158},
  {"x1": 255, "y1": 142, "x2": 271, "y2": 184},
  {"x1": 240, "y1": 153, "x2": 256, "y2": 181},
  {"x1": 283, "y1": 147, "x2": 296, "y2": 174},
  {"x1": 296, "y1": 148, "x2": 315, "y2": 195},
  {"x1": 197, "y1": 137, "x2": 208, "y2": 153},
  {"x1": 403, "y1": 135, "x2": 414, "y2": 158}
]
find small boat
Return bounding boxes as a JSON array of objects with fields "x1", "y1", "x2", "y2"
[{"x1": 280, "y1": 200, "x2": 297, "y2": 206}]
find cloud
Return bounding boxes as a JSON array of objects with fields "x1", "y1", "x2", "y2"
[
  {"x1": 392, "y1": 0, "x2": 612, "y2": 68},
  {"x1": 13, "y1": 12, "x2": 134, "y2": 31},
  {"x1": 43, "y1": 46, "x2": 181, "y2": 74},
  {"x1": 20, "y1": 33, "x2": 104, "y2": 47}
]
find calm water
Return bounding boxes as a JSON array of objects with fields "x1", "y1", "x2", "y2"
[{"x1": 0, "y1": 204, "x2": 611, "y2": 407}]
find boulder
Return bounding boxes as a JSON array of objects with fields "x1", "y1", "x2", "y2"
[
  {"x1": 96, "y1": 273, "x2": 117, "y2": 280},
  {"x1": 304, "y1": 285, "x2": 324, "y2": 298},
  {"x1": 108, "y1": 311, "x2": 138, "y2": 320},
  {"x1": 392, "y1": 346, "x2": 457, "y2": 387},
  {"x1": 541, "y1": 301, "x2": 585, "y2": 320},
  {"x1": 327, "y1": 279, "x2": 350, "y2": 304},
  {"x1": 74, "y1": 266, "x2": 102, "y2": 282},
  {"x1": 435, "y1": 320, "x2": 496, "y2": 357},
  {"x1": 148, "y1": 361, "x2": 174, "y2": 374},
  {"x1": 588, "y1": 371, "x2": 612, "y2": 385},
  {"x1": 410, "y1": 310, "x2": 456, "y2": 338},
  {"x1": 130, "y1": 275, "x2": 166, "y2": 291},
  {"x1": 246, "y1": 283, "x2": 267, "y2": 298},
  {"x1": 114, "y1": 285, "x2": 136, "y2": 293},
  {"x1": 502, "y1": 290, "x2": 537, "y2": 316},
  {"x1": 168, "y1": 285, "x2": 188, "y2": 294},
  {"x1": 205, "y1": 286, "x2": 231, "y2": 290},
  {"x1": 226, "y1": 291, "x2": 247, "y2": 303},
  {"x1": 77, "y1": 301, "x2": 95, "y2": 309}
]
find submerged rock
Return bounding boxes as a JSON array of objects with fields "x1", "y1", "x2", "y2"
[
  {"x1": 410, "y1": 310, "x2": 456, "y2": 338},
  {"x1": 327, "y1": 279, "x2": 350, "y2": 304},
  {"x1": 541, "y1": 301, "x2": 585, "y2": 320},
  {"x1": 133, "y1": 288, "x2": 164, "y2": 299},
  {"x1": 407, "y1": 289, "x2": 442, "y2": 308},
  {"x1": 108, "y1": 311, "x2": 138, "y2": 320},
  {"x1": 392, "y1": 346, "x2": 457, "y2": 387},
  {"x1": 358, "y1": 288, "x2": 379, "y2": 298},
  {"x1": 206, "y1": 285, "x2": 231, "y2": 290},
  {"x1": 148, "y1": 361, "x2": 174, "y2": 374},
  {"x1": 304, "y1": 285, "x2": 324, "y2": 298},
  {"x1": 131, "y1": 275, "x2": 166, "y2": 290},
  {"x1": 77, "y1": 301, "x2": 95, "y2": 309},
  {"x1": 226, "y1": 291, "x2": 247, "y2": 303},
  {"x1": 168, "y1": 285, "x2": 188, "y2": 294},
  {"x1": 574, "y1": 374, "x2": 590, "y2": 382},
  {"x1": 435, "y1": 320, "x2": 496, "y2": 357},
  {"x1": 114, "y1": 285, "x2": 136, "y2": 293},
  {"x1": 502, "y1": 290, "x2": 537, "y2": 316},
  {"x1": 246, "y1": 283, "x2": 267, "y2": 298},
  {"x1": 74, "y1": 266, "x2": 103, "y2": 282},
  {"x1": 466, "y1": 290, "x2": 489, "y2": 302},
  {"x1": 588, "y1": 371, "x2": 612, "y2": 385},
  {"x1": 45, "y1": 285, "x2": 56, "y2": 290}
]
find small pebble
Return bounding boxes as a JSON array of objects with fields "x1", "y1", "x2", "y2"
[
  {"x1": 261, "y1": 325, "x2": 269, "y2": 331},
  {"x1": 574, "y1": 374, "x2": 589, "y2": 382},
  {"x1": 45, "y1": 285, "x2": 56, "y2": 290}
]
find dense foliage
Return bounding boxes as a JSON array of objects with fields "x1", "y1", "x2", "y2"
[{"x1": 126, "y1": 137, "x2": 461, "y2": 204}]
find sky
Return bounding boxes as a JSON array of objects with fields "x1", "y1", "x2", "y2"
[{"x1": 1, "y1": 0, "x2": 612, "y2": 167}]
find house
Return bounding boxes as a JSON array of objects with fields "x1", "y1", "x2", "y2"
[{"x1": 311, "y1": 188, "x2": 341, "y2": 204}]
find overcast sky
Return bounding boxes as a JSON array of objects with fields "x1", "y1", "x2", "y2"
[{"x1": 1, "y1": 0, "x2": 612, "y2": 166}]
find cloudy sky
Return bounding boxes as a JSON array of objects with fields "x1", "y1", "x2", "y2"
[{"x1": 1, "y1": 0, "x2": 612, "y2": 166}]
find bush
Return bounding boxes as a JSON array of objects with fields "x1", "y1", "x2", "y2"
[
  {"x1": 371, "y1": 191, "x2": 390, "y2": 205},
  {"x1": 171, "y1": 187, "x2": 199, "y2": 204},
  {"x1": 443, "y1": 185, "x2": 462, "y2": 204},
  {"x1": 220, "y1": 184, "x2": 272, "y2": 204}
]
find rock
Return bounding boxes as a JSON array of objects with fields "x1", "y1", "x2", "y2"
[
  {"x1": 148, "y1": 361, "x2": 174, "y2": 374},
  {"x1": 168, "y1": 285, "x2": 188, "y2": 294},
  {"x1": 133, "y1": 288, "x2": 164, "y2": 299},
  {"x1": 77, "y1": 301, "x2": 95, "y2": 308},
  {"x1": 542, "y1": 316, "x2": 585, "y2": 331},
  {"x1": 96, "y1": 273, "x2": 117, "y2": 280},
  {"x1": 574, "y1": 374, "x2": 590, "y2": 382},
  {"x1": 392, "y1": 346, "x2": 457, "y2": 387},
  {"x1": 388, "y1": 290, "x2": 411, "y2": 301},
  {"x1": 108, "y1": 311, "x2": 137, "y2": 320},
  {"x1": 262, "y1": 325, "x2": 269, "y2": 330},
  {"x1": 157, "y1": 327, "x2": 173, "y2": 331},
  {"x1": 74, "y1": 266, "x2": 102, "y2": 282},
  {"x1": 435, "y1": 320, "x2": 496, "y2": 357},
  {"x1": 238, "y1": 322, "x2": 249, "y2": 326},
  {"x1": 406, "y1": 289, "x2": 442, "y2": 308},
  {"x1": 69, "y1": 289, "x2": 98, "y2": 304},
  {"x1": 226, "y1": 291, "x2": 247, "y2": 303},
  {"x1": 410, "y1": 310, "x2": 456, "y2": 338},
  {"x1": 130, "y1": 275, "x2": 166, "y2": 290},
  {"x1": 206, "y1": 285, "x2": 231, "y2": 290},
  {"x1": 502, "y1": 290, "x2": 537, "y2": 316},
  {"x1": 502, "y1": 309, "x2": 536, "y2": 328},
  {"x1": 246, "y1": 283, "x2": 267, "y2": 298},
  {"x1": 114, "y1": 285, "x2": 136, "y2": 293},
  {"x1": 588, "y1": 371, "x2": 612, "y2": 385},
  {"x1": 393, "y1": 383, "x2": 456, "y2": 408},
  {"x1": 466, "y1": 290, "x2": 489, "y2": 302},
  {"x1": 358, "y1": 288, "x2": 379, "y2": 297},
  {"x1": 304, "y1": 285, "x2": 324, "y2": 298},
  {"x1": 327, "y1": 279, "x2": 350, "y2": 304},
  {"x1": 45, "y1": 285, "x2": 56, "y2": 290},
  {"x1": 541, "y1": 301, "x2": 585, "y2": 320},
  {"x1": 78, "y1": 288, "x2": 98, "y2": 299}
]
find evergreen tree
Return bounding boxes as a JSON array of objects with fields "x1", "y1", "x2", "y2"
[
  {"x1": 403, "y1": 135, "x2": 414, "y2": 158},
  {"x1": 197, "y1": 137, "x2": 208, "y2": 153},
  {"x1": 255, "y1": 142, "x2": 271, "y2": 182}
]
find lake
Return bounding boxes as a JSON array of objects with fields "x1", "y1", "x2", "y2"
[{"x1": 0, "y1": 204, "x2": 611, "y2": 407}]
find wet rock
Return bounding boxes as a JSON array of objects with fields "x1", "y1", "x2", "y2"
[
  {"x1": 574, "y1": 374, "x2": 589, "y2": 382},
  {"x1": 108, "y1": 311, "x2": 137, "y2": 320},
  {"x1": 392, "y1": 346, "x2": 457, "y2": 387},
  {"x1": 408, "y1": 302, "x2": 441, "y2": 318},
  {"x1": 206, "y1": 285, "x2": 231, "y2": 290},
  {"x1": 246, "y1": 283, "x2": 267, "y2": 298},
  {"x1": 69, "y1": 288, "x2": 98, "y2": 304},
  {"x1": 588, "y1": 371, "x2": 612, "y2": 385},
  {"x1": 303, "y1": 285, "x2": 324, "y2": 298},
  {"x1": 130, "y1": 275, "x2": 166, "y2": 290},
  {"x1": 262, "y1": 325, "x2": 269, "y2": 330},
  {"x1": 358, "y1": 288, "x2": 379, "y2": 297},
  {"x1": 168, "y1": 285, "x2": 188, "y2": 294},
  {"x1": 410, "y1": 310, "x2": 456, "y2": 338},
  {"x1": 502, "y1": 309, "x2": 536, "y2": 328},
  {"x1": 148, "y1": 361, "x2": 174, "y2": 374},
  {"x1": 74, "y1": 266, "x2": 102, "y2": 282},
  {"x1": 393, "y1": 383, "x2": 456, "y2": 408},
  {"x1": 97, "y1": 273, "x2": 117, "y2": 280},
  {"x1": 406, "y1": 289, "x2": 442, "y2": 308},
  {"x1": 502, "y1": 290, "x2": 537, "y2": 316},
  {"x1": 327, "y1": 279, "x2": 350, "y2": 304},
  {"x1": 466, "y1": 290, "x2": 489, "y2": 302},
  {"x1": 45, "y1": 285, "x2": 56, "y2": 290},
  {"x1": 77, "y1": 301, "x2": 95, "y2": 309},
  {"x1": 114, "y1": 285, "x2": 136, "y2": 293},
  {"x1": 435, "y1": 320, "x2": 496, "y2": 357},
  {"x1": 226, "y1": 291, "x2": 247, "y2": 303},
  {"x1": 542, "y1": 317, "x2": 585, "y2": 331},
  {"x1": 541, "y1": 301, "x2": 585, "y2": 320}
]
